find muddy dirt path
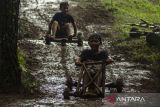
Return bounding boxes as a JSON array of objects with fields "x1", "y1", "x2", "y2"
[{"x1": 0, "y1": 0, "x2": 151, "y2": 106}]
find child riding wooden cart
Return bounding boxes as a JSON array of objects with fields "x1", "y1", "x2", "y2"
[
  {"x1": 63, "y1": 33, "x2": 123, "y2": 99},
  {"x1": 46, "y1": 2, "x2": 82, "y2": 46}
]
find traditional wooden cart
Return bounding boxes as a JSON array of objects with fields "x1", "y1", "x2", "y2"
[
  {"x1": 63, "y1": 61, "x2": 123, "y2": 99},
  {"x1": 45, "y1": 32, "x2": 83, "y2": 46}
]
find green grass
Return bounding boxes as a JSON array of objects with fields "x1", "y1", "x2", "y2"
[
  {"x1": 102, "y1": 0, "x2": 160, "y2": 37},
  {"x1": 102, "y1": 0, "x2": 160, "y2": 22},
  {"x1": 101, "y1": 0, "x2": 160, "y2": 63},
  {"x1": 117, "y1": 37, "x2": 160, "y2": 63},
  {"x1": 18, "y1": 48, "x2": 40, "y2": 94}
]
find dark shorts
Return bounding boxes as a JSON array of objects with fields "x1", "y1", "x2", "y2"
[{"x1": 55, "y1": 26, "x2": 67, "y2": 38}]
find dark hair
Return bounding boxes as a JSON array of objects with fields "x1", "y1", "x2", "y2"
[
  {"x1": 60, "y1": 2, "x2": 69, "y2": 9},
  {"x1": 88, "y1": 33, "x2": 102, "y2": 45}
]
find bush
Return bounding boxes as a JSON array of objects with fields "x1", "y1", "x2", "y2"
[{"x1": 18, "y1": 48, "x2": 40, "y2": 94}]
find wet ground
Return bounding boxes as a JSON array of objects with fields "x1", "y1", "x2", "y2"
[{"x1": 0, "y1": 0, "x2": 151, "y2": 106}]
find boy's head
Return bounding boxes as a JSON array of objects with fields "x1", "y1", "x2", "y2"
[
  {"x1": 88, "y1": 33, "x2": 102, "y2": 50},
  {"x1": 60, "y1": 2, "x2": 69, "y2": 13}
]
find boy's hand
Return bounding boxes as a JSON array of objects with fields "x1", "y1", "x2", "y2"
[{"x1": 74, "y1": 57, "x2": 82, "y2": 66}]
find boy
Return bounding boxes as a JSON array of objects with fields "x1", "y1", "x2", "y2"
[
  {"x1": 75, "y1": 33, "x2": 113, "y2": 94},
  {"x1": 75, "y1": 33, "x2": 113, "y2": 64},
  {"x1": 46, "y1": 2, "x2": 77, "y2": 39}
]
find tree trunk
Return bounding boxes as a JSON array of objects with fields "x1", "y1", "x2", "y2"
[{"x1": 0, "y1": 0, "x2": 21, "y2": 92}]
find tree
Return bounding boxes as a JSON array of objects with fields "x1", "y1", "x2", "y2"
[{"x1": 0, "y1": 0, "x2": 21, "y2": 92}]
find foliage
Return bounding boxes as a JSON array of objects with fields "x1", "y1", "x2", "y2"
[
  {"x1": 18, "y1": 48, "x2": 40, "y2": 94},
  {"x1": 101, "y1": 0, "x2": 160, "y2": 62},
  {"x1": 102, "y1": 0, "x2": 160, "y2": 38},
  {"x1": 117, "y1": 37, "x2": 160, "y2": 63}
]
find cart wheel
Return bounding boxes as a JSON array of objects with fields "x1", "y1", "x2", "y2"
[
  {"x1": 146, "y1": 32, "x2": 160, "y2": 47},
  {"x1": 45, "y1": 36, "x2": 51, "y2": 45},
  {"x1": 77, "y1": 32, "x2": 83, "y2": 46},
  {"x1": 63, "y1": 88, "x2": 70, "y2": 100},
  {"x1": 116, "y1": 78, "x2": 123, "y2": 93},
  {"x1": 61, "y1": 38, "x2": 67, "y2": 46},
  {"x1": 66, "y1": 76, "x2": 73, "y2": 91},
  {"x1": 129, "y1": 27, "x2": 141, "y2": 38}
]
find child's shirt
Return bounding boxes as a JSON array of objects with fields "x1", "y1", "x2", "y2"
[
  {"x1": 52, "y1": 12, "x2": 74, "y2": 27},
  {"x1": 80, "y1": 49, "x2": 109, "y2": 62}
]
